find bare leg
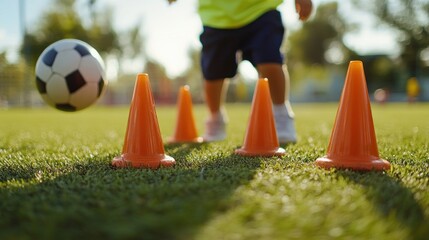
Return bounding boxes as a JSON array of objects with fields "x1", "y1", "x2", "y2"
[
  {"x1": 257, "y1": 63, "x2": 287, "y2": 104},
  {"x1": 257, "y1": 63, "x2": 296, "y2": 143},
  {"x1": 204, "y1": 78, "x2": 227, "y2": 115},
  {"x1": 203, "y1": 78, "x2": 228, "y2": 141}
]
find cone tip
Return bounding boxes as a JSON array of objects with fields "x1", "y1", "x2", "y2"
[
  {"x1": 349, "y1": 60, "x2": 364, "y2": 69},
  {"x1": 137, "y1": 73, "x2": 150, "y2": 82},
  {"x1": 138, "y1": 73, "x2": 149, "y2": 77},
  {"x1": 345, "y1": 60, "x2": 366, "y2": 80},
  {"x1": 257, "y1": 78, "x2": 269, "y2": 88},
  {"x1": 350, "y1": 60, "x2": 363, "y2": 64}
]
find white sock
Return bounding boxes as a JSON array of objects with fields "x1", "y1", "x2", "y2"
[
  {"x1": 273, "y1": 101, "x2": 295, "y2": 118},
  {"x1": 210, "y1": 108, "x2": 228, "y2": 122}
]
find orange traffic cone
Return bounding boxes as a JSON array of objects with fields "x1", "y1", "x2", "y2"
[
  {"x1": 112, "y1": 73, "x2": 175, "y2": 169},
  {"x1": 168, "y1": 85, "x2": 203, "y2": 143},
  {"x1": 315, "y1": 61, "x2": 390, "y2": 171},
  {"x1": 235, "y1": 78, "x2": 286, "y2": 157}
]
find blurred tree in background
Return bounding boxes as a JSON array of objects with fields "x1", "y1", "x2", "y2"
[
  {"x1": 21, "y1": 0, "x2": 120, "y2": 65},
  {"x1": 352, "y1": 0, "x2": 429, "y2": 77},
  {"x1": 284, "y1": 2, "x2": 360, "y2": 99},
  {"x1": 1, "y1": 0, "x2": 428, "y2": 107},
  {"x1": 286, "y1": 2, "x2": 355, "y2": 66},
  {"x1": 0, "y1": 53, "x2": 25, "y2": 106},
  {"x1": 359, "y1": 55, "x2": 399, "y2": 91},
  {"x1": 14, "y1": 0, "x2": 155, "y2": 106},
  {"x1": 286, "y1": 1, "x2": 414, "y2": 95}
]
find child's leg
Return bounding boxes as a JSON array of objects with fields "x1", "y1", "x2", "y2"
[
  {"x1": 203, "y1": 78, "x2": 228, "y2": 141},
  {"x1": 257, "y1": 63, "x2": 296, "y2": 143},
  {"x1": 204, "y1": 78, "x2": 226, "y2": 115},
  {"x1": 257, "y1": 63, "x2": 286, "y2": 104}
]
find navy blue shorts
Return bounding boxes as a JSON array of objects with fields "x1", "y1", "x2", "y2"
[{"x1": 200, "y1": 10, "x2": 285, "y2": 80}]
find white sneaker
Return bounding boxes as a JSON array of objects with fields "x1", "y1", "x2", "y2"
[
  {"x1": 203, "y1": 111, "x2": 227, "y2": 142},
  {"x1": 273, "y1": 102, "x2": 297, "y2": 144}
]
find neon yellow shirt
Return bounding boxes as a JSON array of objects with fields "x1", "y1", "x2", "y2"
[{"x1": 198, "y1": 0, "x2": 283, "y2": 29}]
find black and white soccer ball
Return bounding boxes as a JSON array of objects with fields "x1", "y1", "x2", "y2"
[{"x1": 35, "y1": 39, "x2": 106, "y2": 112}]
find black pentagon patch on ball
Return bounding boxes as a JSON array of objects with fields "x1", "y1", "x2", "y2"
[
  {"x1": 98, "y1": 77, "x2": 104, "y2": 97},
  {"x1": 65, "y1": 70, "x2": 86, "y2": 93},
  {"x1": 35, "y1": 77, "x2": 47, "y2": 93},
  {"x1": 56, "y1": 103, "x2": 76, "y2": 112},
  {"x1": 74, "y1": 44, "x2": 90, "y2": 57},
  {"x1": 42, "y1": 48, "x2": 58, "y2": 66}
]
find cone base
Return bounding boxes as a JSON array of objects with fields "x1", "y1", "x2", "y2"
[
  {"x1": 167, "y1": 136, "x2": 203, "y2": 144},
  {"x1": 315, "y1": 156, "x2": 390, "y2": 171},
  {"x1": 112, "y1": 154, "x2": 176, "y2": 169},
  {"x1": 234, "y1": 147, "x2": 286, "y2": 157}
]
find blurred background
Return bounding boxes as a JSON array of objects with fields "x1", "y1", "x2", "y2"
[{"x1": 0, "y1": 0, "x2": 428, "y2": 108}]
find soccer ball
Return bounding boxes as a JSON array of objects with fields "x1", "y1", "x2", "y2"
[{"x1": 35, "y1": 39, "x2": 106, "y2": 112}]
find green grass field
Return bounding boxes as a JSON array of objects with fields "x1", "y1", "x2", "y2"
[{"x1": 0, "y1": 103, "x2": 428, "y2": 240}]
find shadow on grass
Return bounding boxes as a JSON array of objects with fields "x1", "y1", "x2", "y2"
[
  {"x1": 338, "y1": 171, "x2": 428, "y2": 238},
  {"x1": 0, "y1": 143, "x2": 262, "y2": 240},
  {"x1": 0, "y1": 164, "x2": 39, "y2": 182}
]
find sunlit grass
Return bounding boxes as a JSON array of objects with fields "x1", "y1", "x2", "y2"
[{"x1": 0, "y1": 103, "x2": 428, "y2": 239}]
